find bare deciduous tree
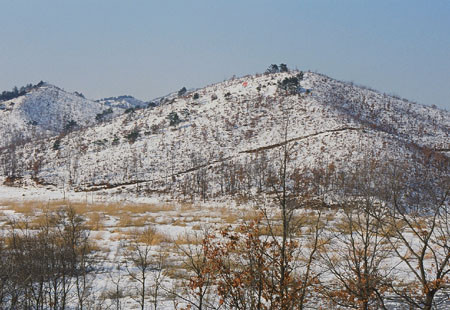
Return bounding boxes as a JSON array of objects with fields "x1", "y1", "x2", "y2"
[
  {"x1": 381, "y1": 159, "x2": 449, "y2": 310},
  {"x1": 125, "y1": 227, "x2": 167, "y2": 310},
  {"x1": 170, "y1": 229, "x2": 216, "y2": 310}
]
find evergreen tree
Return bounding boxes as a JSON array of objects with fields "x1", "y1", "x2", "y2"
[
  {"x1": 178, "y1": 87, "x2": 187, "y2": 97},
  {"x1": 266, "y1": 64, "x2": 280, "y2": 74},
  {"x1": 279, "y1": 63, "x2": 289, "y2": 72},
  {"x1": 167, "y1": 111, "x2": 181, "y2": 126}
]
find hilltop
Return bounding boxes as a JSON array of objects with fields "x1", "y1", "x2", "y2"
[{"x1": 0, "y1": 83, "x2": 109, "y2": 148}]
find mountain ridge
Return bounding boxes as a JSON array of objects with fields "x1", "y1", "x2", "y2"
[{"x1": 0, "y1": 70, "x2": 448, "y2": 200}]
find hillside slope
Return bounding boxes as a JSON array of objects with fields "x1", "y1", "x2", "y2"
[{"x1": 1, "y1": 72, "x2": 448, "y2": 199}]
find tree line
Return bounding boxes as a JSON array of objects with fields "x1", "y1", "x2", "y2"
[{"x1": 0, "y1": 81, "x2": 44, "y2": 102}]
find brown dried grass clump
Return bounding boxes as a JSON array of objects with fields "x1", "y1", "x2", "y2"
[
  {"x1": 179, "y1": 202, "x2": 200, "y2": 212},
  {"x1": 240, "y1": 210, "x2": 261, "y2": 222},
  {"x1": 139, "y1": 227, "x2": 169, "y2": 245},
  {"x1": 222, "y1": 212, "x2": 239, "y2": 224},
  {"x1": 86, "y1": 213, "x2": 105, "y2": 231},
  {"x1": 259, "y1": 223, "x2": 284, "y2": 237},
  {"x1": 174, "y1": 233, "x2": 203, "y2": 246},
  {"x1": 172, "y1": 219, "x2": 187, "y2": 227},
  {"x1": 0, "y1": 201, "x2": 39, "y2": 215},
  {"x1": 118, "y1": 213, "x2": 134, "y2": 227},
  {"x1": 191, "y1": 224, "x2": 202, "y2": 231},
  {"x1": 126, "y1": 227, "x2": 170, "y2": 246}
]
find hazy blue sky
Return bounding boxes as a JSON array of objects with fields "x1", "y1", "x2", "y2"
[{"x1": 1, "y1": 0, "x2": 449, "y2": 109}]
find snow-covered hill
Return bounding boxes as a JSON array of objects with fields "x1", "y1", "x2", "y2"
[
  {"x1": 1, "y1": 72, "x2": 448, "y2": 199},
  {"x1": 96, "y1": 95, "x2": 149, "y2": 110},
  {"x1": 0, "y1": 83, "x2": 117, "y2": 148}
]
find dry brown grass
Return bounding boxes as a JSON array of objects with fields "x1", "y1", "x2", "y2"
[
  {"x1": 28, "y1": 214, "x2": 50, "y2": 229},
  {"x1": 123, "y1": 203, "x2": 176, "y2": 213},
  {"x1": 73, "y1": 201, "x2": 176, "y2": 215},
  {"x1": 172, "y1": 219, "x2": 187, "y2": 227},
  {"x1": 109, "y1": 233, "x2": 125, "y2": 242},
  {"x1": 117, "y1": 213, "x2": 156, "y2": 228},
  {"x1": 240, "y1": 210, "x2": 261, "y2": 222},
  {"x1": 90, "y1": 231, "x2": 106, "y2": 241},
  {"x1": 325, "y1": 212, "x2": 336, "y2": 222},
  {"x1": 88, "y1": 242, "x2": 107, "y2": 253},
  {"x1": 332, "y1": 218, "x2": 357, "y2": 234},
  {"x1": 178, "y1": 202, "x2": 200, "y2": 212},
  {"x1": 222, "y1": 212, "x2": 239, "y2": 224},
  {"x1": 0, "y1": 200, "x2": 177, "y2": 218},
  {"x1": 165, "y1": 265, "x2": 191, "y2": 280},
  {"x1": 174, "y1": 233, "x2": 203, "y2": 246},
  {"x1": 0, "y1": 201, "x2": 40, "y2": 215},
  {"x1": 177, "y1": 215, "x2": 201, "y2": 224},
  {"x1": 292, "y1": 212, "x2": 324, "y2": 228},
  {"x1": 156, "y1": 217, "x2": 174, "y2": 225},
  {"x1": 132, "y1": 215, "x2": 153, "y2": 227},
  {"x1": 259, "y1": 223, "x2": 284, "y2": 237},
  {"x1": 118, "y1": 213, "x2": 134, "y2": 227},
  {"x1": 86, "y1": 213, "x2": 105, "y2": 231},
  {"x1": 190, "y1": 215, "x2": 204, "y2": 222},
  {"x1": 191, "y1": 224, "x2": 202, "y2": 231},
  {"x1": 379, "y1": 219, "x2": 407, "y2": 238},
  {"x1": 133, "y1": 227, "x2": 170, "y2": 245}
]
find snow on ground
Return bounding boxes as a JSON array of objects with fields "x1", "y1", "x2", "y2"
[{"x1": 0, "y1": 193, "x2": 448, "y2": 309}]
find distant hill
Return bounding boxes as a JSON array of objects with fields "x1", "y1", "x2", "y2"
[
  {"x1": 96, "y1": 95, "x2": 149, "y2": 110},
  {"x1": 0, "y1": 83, "x2": 110, "y2": 148},
  {"x1": 0, "y1": 83, "x2": 152, "y2": 149}
]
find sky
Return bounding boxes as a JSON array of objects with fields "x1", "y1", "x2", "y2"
[{"x1": 0, "y1": 0, "x2": 449, "y2": 109}]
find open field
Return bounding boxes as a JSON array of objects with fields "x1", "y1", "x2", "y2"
[{"x1": 0, "y1": 195, "x2": 448, "y2": 310}]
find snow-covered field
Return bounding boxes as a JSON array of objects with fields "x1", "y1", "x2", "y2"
[
  {"x1": 0, "y1": 189, "x2": 254, "y2": 309},
  {"x1": 0, "y1": 185, "x2": 448, "y2": 309}
]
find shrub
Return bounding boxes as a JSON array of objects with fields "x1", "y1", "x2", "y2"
[
  {"x1": 147, "y1": 101, "x2": 158, "y2": 108},
  {"x1": 95, "y1": 108, "x2": 113, "y2": 121},
  {"x1": 167, "y1": 112, "x2": 181, "y2": 126},
  {"x1": 149, "y1": 124, "x2": 160, "y2": 134},
  {"x1": 193, "y1": 93, "x2": 199, "y2": 100},
  {"x1": 64, "y1": 120, "x2": 78, "y2": 132},
  {"x1": 211, "y1": 94, "x2": 218, "y2": 101},
  {"x1": 53, "y1": 139, "x2": 61, "y2": 150},
  {"x1": 93, "y1": 139, "x2": 107, "y2": 146},
  {"x1": 125, "y1": 129, "x2": 140, "y2": 143},
  {"x1": 74, "y1": 91, "x2": 85, "y2": 98},
  {"x1": 178, "y1": 87, "x2": 187, "y2": 97},
  {"x1": 278, "y1": 76, "x2": 300, "y2": 94},
  {"x1": 181, "y1": 108, "x2": 190, "y2": 118}
]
